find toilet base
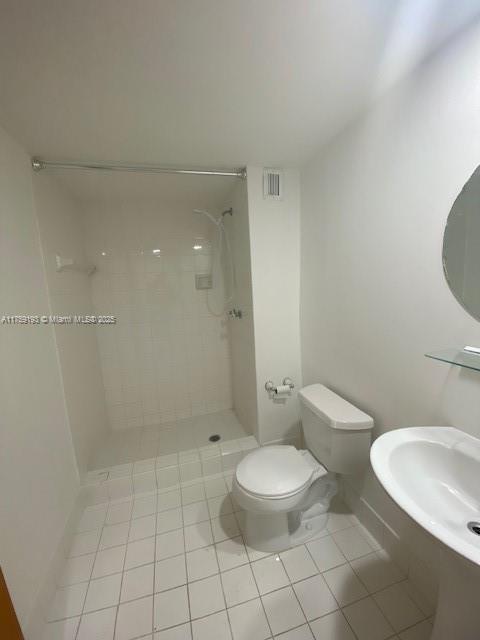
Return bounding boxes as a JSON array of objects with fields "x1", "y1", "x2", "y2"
[
  {"x1": 290, "y1": 512, "x2": 329, "y2": 546},
  {"x1": 243, "y1": 474, "x2": 337, "y2": 553},
  {"x1": 244, "y1": 508, "x2": 330, "y2": 553}
]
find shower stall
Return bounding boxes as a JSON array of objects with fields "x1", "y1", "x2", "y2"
[{"x1": 32, "y1": 161, "x2": 259, "y2": 498}]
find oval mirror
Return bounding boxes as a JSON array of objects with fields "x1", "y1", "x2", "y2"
[{"x1": 443, "y1": 165, "x2": 480, "y2": 321}]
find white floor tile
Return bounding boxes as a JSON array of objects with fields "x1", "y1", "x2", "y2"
[
  {"x1": 155, "y1": 622, "x2": 192, "y2": 639},
  {"x1": 186, "y1": 545, "x2": 219, "y2": 581},
  {"x1": 221, "y1": 564, "x2": 259, "y2": 607},
  {"x1": 155, "y1": 554, "x2": 187, "y2": 592},
  {"x1": 69, "y1": 530, "x2": 101, "y2": 557},
  {"x1": 204, "y1": 477, "x2": 228, "y2": 498},
  {"x1": 188, "y1": 574, "x2": 225, "y2": 619},
  {"x1": 227, "y1": 597, "x2": 271, "y2": 640},
  {"x1": 262, "y1": 586, "x2": 306, "y2": 635},
  {"x1": 41, "y1": 617, "x2": 80, "y2": 640},
  {"x1": 121, "y1": 563, "x2": 154, "y2": 602},
  {"x1": 192, "y1": 610, "x2": 232, "y2": 640},
  {"x1": 208, "y1": 495, "x2": 234, "y2": 519},
  {"x1": 252, "y1": 555, "x2": 289, "y2": 595},
  {"x1": 275, "y1": 624, "x2": 314, "y2": 639},
  {"x1": 116, "y1": 595, "x2": 153, "y2": 640},
  {"x1": 77, "y1": 505, "x2": 108, "y2": 532},
  {"x1": 157, "y1": 454, "x2": 179, "y2": 469},
  {"x1": 350, "y1": 550, "x2": 404, "y2": 593},
  {"x1": 399, "y1": 619, "x2": 433, "y2": 640},
  {"x1": 77, "y1": 606, "x2": 117, "y2": 640},
  {"x1": 106, "y1": 501, "x2": 133, "y2": 525},
  {"x1": 158, "y1": 490, "x2": 182, "y2": 512},
  {"x1": 245, "y1": 544, "x2": 272, "y2": 563},
  {"x1": 134, "y1": 457, "x2": 156, "y2": 473},
  {"x1": 306, "y1": 536, "x2": 346, "y2": 572},
  {"x1": 322, "y1": 563, "x2": 368, "y2": 606},
  {"x1": 48, "y1": 583, "x2": 88, "y2": 621},
  {"x1": 157, "y1": 465, "x2": 180, "y2": 490},
  {"x1": 92, "y1": 546, "x2": 126, "y2": 579},
  {"x1": 326, "y1": 511, "x2": 356, "y2": 534},
  {"x1": 373, "y1": 583, "x2": 424, "y2": 632},
  {"x1": 309, "y1": 610, "x2": 356, "y2": 640},
  {"x1": 132, "y1": 494, "x2": 157, "y2": 518},
  {"x1": 125, "y1": 536, "x2": 155, "y2": 569},
  {"x1": 356, "y1": 524, "x2": 382, "y2": 551},
  {"x1": 343, "y1": 597, "x2": 394, "y2": 640},
  {"x1": 99, "y1": 522, "x2": 130, "y2": 550},
  {"x1": 184, "y1": 521, "x2": 213, "y2": 551},
  {"x1": 182, "y1": 501, "x2": 209, "y2": 525},
  {"x1": 293, "y1": 574, "x2": 338, "y2": 621},
  {"x1": 157, "y1": 508, "x2": 183, "y2": 533},
  {"x1": 280, "y1": 546, "x2": 318, "y2": 584},
  {"x1": 129, "y1": 513, "x2": 156, "y2": 541},
  {"x1": 215, "y1": 536, "x2": 249, "y2": 571},
  {"x1": 181, "y1": 484, "x2": 205, "y2": 505},
  {"x1": 156, "y1": 529, "x2": 185, "y2": 560},
  {"x1": 154, "y1": 586, "x2": 190, "y2": 631},
  {"x1": 84, "y1": 573, "x2": 122, "y2": 612},
  {"x1": 211, "y1": 514, "x2": 241, "y2": 542},
  {"x1": 58, "y1": 554, "x2": 95, "y2": 586},
  {"x1": 332, "y1": 527, "x2": 374, "y2": 561}
]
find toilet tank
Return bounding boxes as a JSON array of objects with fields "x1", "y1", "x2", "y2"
[{"x1": 298, "y1": 384, "x2": 373, "y2": 474}]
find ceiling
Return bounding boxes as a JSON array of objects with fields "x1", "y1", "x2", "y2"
[{"x1": 1, "y1": 0, "x2": 480, "y2": 176}]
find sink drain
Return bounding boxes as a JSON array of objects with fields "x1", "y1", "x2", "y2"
[
  {"x1": 467, "y1": 521, "x2": 480, "y2": 536},
  {"x1": 209, "y1": 434, "x2": 220, "y2": 442}
]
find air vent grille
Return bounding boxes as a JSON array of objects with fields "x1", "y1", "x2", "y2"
[{"x1": 263, "y1": 168, "x2": 283, "y2": 200}]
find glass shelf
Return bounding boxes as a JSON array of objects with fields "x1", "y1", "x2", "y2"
[{"x1": 425, "y1": 348, "x2": 480, "y2": 372}]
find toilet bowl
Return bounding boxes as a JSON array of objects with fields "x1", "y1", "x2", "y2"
[
  {"x1": 233, "y1": 446, "x2": 337, "y2": 551},
  {"x1": 233, "y1": 384, "x2": 373, "y2": 552}
]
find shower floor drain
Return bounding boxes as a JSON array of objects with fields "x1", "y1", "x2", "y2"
[
  {"x1": 209, "y1": 434, "x2": 221, "y2": 442},
  {"x1": 467, "y1": 521, "x2": 480, "y2": 536}
]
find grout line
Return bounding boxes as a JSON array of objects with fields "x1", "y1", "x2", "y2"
[
  {"x1": 72, "y1": 504, "x2": 108, "y2": 639},
  {"x1": 112, "y1": 498, "x2": 135, "y2": 640}
]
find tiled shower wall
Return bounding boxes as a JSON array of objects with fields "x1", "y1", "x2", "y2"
[{"x1": 83, "y1": 200, "x2": 232, "y2": 430}]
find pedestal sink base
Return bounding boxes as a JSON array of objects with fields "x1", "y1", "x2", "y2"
[{"x1": 431, "y1": 549, "x2": 480, "y2": 640}]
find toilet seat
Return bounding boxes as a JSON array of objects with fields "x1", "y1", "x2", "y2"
[{"x1": 236, "y1": 445, "x2": 313, "y2": 499}]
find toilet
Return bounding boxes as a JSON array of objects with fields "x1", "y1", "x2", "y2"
[{"x1": 232, "y1": 384, "x2": 374, "y2": 552}]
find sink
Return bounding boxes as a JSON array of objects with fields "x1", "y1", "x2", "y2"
[{"x1": 371, "y1": 426, "x2": 480, "y2": 640}]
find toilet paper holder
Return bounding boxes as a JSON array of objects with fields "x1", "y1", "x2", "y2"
[{"x1": 265, "y1": 378, "x2": 295, "y2": 394}]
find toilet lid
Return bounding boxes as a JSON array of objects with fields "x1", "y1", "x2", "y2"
[{"x1": 236, "y1": 445, "x2": 313, "y2": 498}]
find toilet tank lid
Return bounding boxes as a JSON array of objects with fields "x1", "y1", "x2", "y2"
[{"x1": 298, "y1": 384, "x2": 374, "y2": 430}]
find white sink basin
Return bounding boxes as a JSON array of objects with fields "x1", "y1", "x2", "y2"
[{"x1": 371, "y1": 426, "x2": 480, "y2": 640}]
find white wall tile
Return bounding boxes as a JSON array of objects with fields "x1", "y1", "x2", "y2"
[{"x1": 83, "y1": 202, "x2": 233, "y2": 435}]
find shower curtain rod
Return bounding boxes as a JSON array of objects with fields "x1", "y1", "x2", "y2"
[{"x1": 31, "y1": 157, "x2": 247, "y2": 179}]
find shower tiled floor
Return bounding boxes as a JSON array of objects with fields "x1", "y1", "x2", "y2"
[
  {"x1": 43, "y1": 479, "x2": 434, "y2": 640},
  {"x1": 91, "y1": 410, "x2": 248, "y2": 470}
]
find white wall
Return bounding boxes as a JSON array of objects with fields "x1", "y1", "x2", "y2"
[
  {"x1": 300, "y1": 22, "x2": 480, "y2": 598},
  {"x1": 34, "y1": 175, "x2": 109, "y2": 476},
  {"x1": 83, "y1": 200, "x2": 232, "y2": 431},
  {"x1": 0, "y1": 125, "x2": 79, "y2": 631},
  {"x1": 247, "y1": 167, "x2": 302, "y2": 444},
  {"x1": 223, "y1": 180, "x2": 258, "y2": 435}
]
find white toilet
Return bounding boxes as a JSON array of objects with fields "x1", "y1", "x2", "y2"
[{"x1": 232, "y1": 384, "x2": 374, "y2": 552}]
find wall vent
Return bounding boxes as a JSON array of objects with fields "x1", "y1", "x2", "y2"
[{"x1": 263, "y1": 168, "x2": 283, "y2": 200}]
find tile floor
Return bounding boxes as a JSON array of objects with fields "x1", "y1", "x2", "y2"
[
  {"x1": 91, "y1": 410, "x2": 248, "y2": 470},
  {"x1": 44, "y1": 476, "x2": 434, "y2": 640}
]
